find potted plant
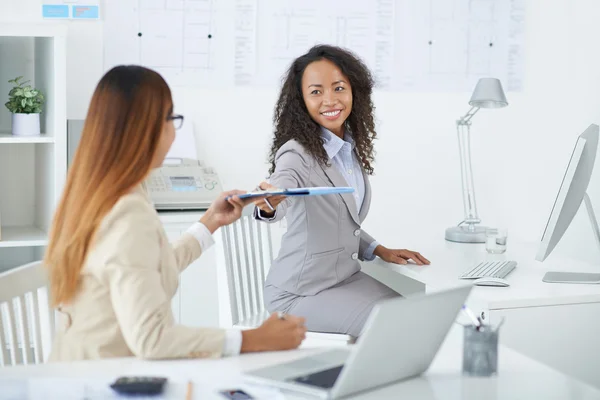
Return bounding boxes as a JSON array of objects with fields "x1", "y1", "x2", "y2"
[{"x1": 4, "y1": 76, "x2": 45, "y2": 136}]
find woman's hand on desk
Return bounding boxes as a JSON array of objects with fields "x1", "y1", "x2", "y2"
[
  {"x1": 200, "y1": 190, "x2": 257, "y2": 233},
  {"x1": 374, "y1": 246, "x2": 430, "y2": 266},
  {"x1": 240, "y1": 313, "x2": 307, "y2": 352},
  {"x1": 252, "y1": 182, "x2": 287, "y2": 218}
]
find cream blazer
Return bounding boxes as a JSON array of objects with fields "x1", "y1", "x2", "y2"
[{"x1": 48, "y1": 186, "x2": 225, "y2": 361}]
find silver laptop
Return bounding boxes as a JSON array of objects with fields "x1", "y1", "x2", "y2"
[{"x1": 245, "y1": 285, "x2": 472, "y2": 399}]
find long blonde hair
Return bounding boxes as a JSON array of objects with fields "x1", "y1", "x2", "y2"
[{"x1": 45, "y1": 65, "x2": 172, "y2": 306}]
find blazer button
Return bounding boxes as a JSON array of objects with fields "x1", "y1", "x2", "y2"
[
  {"x1": 354, "y1": 229, "x2": 361, "y2": 237},
  {"x1": 351, "y1": 253, "x2": 358, "y2": 260}
]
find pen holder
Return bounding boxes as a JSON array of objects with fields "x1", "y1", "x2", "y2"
[{"x1": 462, "y1": 325, "x2": 499, "y2": 376}]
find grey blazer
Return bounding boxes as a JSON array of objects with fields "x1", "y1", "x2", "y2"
[{"x1": 255, "y1": 140, "x2": 377, "y2": 296}]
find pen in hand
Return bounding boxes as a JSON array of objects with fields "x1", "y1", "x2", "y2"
[
  {"x1": 263, "y1": 198, "x2": 275, "y2": 211},
  {"x1": 255, "y1": 185, "x2": 275, "y2": 211}
]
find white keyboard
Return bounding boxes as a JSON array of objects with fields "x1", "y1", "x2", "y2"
[{"x1": 459, "y1": 260, "x2": 517, "y2": 279}]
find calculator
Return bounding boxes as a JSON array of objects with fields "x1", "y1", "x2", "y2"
[{"x1": 110, "y1": 376, "x2": 168, "y2": 396}]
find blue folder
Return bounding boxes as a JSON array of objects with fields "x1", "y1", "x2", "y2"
[{"x1": 230, "y1": 186, "x2": 354, "y2": 200}]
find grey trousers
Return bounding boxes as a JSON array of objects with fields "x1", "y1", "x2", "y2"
[{"x1": 264, "y1": 271, "x2": 400, "y2": 337}]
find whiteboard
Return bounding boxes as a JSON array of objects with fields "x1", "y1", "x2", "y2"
[{"x1": 103, "y1": 0, "x2": 525, "y2": 91}]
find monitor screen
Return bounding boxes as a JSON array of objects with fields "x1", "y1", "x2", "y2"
[{"x1": 536, "y1": 124, "x2": 599, "y2": 261}]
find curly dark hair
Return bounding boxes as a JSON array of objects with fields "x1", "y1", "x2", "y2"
[{"x1": 268, "y1": 44, "x2": 377, "y2": 175}]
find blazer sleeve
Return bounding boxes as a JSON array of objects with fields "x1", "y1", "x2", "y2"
[
  {"x1": 171, "y1": 233, "x2": 203, "y2": 273},
  {"x1": 359, "y1": 229, "x2": 378, "y2": 261},
  {"x1": 102, "y1": 198, "x2": 226, "y2": 360},
  {"x1": 254, "y1": 141, "x2": 311, "y2": 224}
]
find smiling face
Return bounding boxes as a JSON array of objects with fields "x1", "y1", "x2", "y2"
[{"x1": 301, "y1": 59, "x2": 353, "y2": 138}]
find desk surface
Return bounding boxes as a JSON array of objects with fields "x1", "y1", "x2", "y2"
[
  {"x1": 2, "y1": 326, "x2": 598, "y2": 399},
  {"x1": 372, "y1": 238, "x2": 600, "y2": 309}
]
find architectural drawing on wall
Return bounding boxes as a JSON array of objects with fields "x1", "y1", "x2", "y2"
[
  {"x1": 233, "y1": 0, "x2": 257, "y2": 86},
  {"x1": 234, "y1": 0, "x2": 396, "y2": 88},
  {"x1": 104, "y1": 0, "x2": 231, "y2": 87},
  {"x1": 393, "y1": 0, "x2": 525, "y2": 91},
  {"x1": 105, "y1": 0, "x2": 525, "y2": 91},
  {"x1": 235, "y1": 0, "x2": 323, "y2": 87},
  {"x1": 373, "y1": 0, "x2": 396, "y2": 89},
  {"x1": 233, "y1": 0, "x2": 524, "y2": 91}
]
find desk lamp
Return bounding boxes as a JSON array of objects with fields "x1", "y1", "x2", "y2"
[{"x1": 445, "y1": 78, "x2": 508, "y2": 243}]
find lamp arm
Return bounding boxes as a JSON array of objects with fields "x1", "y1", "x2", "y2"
[
  {"x1": 456, "y1": 119, "x2": 481, "y2": 228},
  {"x1": 458, "y1": 106, "x2": 480, "y2": 125}
]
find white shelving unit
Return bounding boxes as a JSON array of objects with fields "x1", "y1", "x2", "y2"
[
  {"x1": 0, "y1": 133, "x2": 55, "y2": 144},
  {"x1": 0, "y1": 24, "x2": 67, "y2": 272}
]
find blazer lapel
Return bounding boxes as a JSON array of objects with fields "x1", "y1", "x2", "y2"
[
  {"x1": 320, "y1": 162, "x2": 361, "y2": 226},
  {"x1": 359, "y1": 167, "x2": 371, "y2": 223}
]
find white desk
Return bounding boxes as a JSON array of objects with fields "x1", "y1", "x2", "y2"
[
  {"x1": 361, "y1": 237, "x2": 600, "y2": 389},
  {"x1": 155, "y1": 210, "x2": 600, "y2": 389},
  {"x1": 2, "y1": 325, "x2": 598, "y2": 399}
]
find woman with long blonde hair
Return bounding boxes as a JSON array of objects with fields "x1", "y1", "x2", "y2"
[{"x1": 45, "y1": 65, "x2": 305, "y2": 361}]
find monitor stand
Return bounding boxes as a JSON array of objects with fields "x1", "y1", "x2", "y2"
[{"x1": 543, "y1": 193, "x2": 600, "y2": 284}]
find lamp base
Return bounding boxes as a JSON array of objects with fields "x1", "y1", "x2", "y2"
[{"x1": 445, "y1": 225, "x2": 488, "y2": 243}]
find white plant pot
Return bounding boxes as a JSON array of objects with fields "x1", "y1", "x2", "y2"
[{"x1": 12, "y1": 113, "x2": 41, "y2": 136}]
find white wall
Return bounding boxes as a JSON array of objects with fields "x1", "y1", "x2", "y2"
[{"x1": 2, "y1": 0, "x2": 600, "y2": 265}]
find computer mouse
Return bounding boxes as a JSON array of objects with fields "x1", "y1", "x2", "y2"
[{"x1": 473, "y1": 277, "x2": 510, "y2": 287}]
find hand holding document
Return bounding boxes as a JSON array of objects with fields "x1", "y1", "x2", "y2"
[
  {"x1": 231, "y1": 186, "x2": 354, "y2": 200},
  {"x1": 228, "y1": 181, "x2": 354, "y2": 218}
]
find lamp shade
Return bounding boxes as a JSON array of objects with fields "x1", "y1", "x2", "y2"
[{"x1": 468, "y1": 78, "x2": 508, "y2": 109}]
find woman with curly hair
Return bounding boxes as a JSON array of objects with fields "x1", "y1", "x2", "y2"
[{"x1": 253, "y1": 45, "x2": 430, "y2": 337}]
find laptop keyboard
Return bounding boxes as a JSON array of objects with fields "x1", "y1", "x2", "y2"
[{"x1": 291, "y1": 365, "x2": 344, "y2": 389}]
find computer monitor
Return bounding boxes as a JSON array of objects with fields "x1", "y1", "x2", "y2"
[{"x1": 536, "y1": 123, "x2": 600, "y2": 283}]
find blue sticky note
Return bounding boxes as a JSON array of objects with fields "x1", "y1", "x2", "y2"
[
  {"x1": 72, "y1": 5, "x2": 99, "y2": 19},
  {"x1": 42, "y1": 5, "x2": 69, "y2": 18}
]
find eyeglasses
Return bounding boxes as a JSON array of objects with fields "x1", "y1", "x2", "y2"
[{"x1": 167, "y1": 114, "x2": 184, "y2": 130}]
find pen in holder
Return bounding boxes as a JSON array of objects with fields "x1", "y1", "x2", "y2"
[{"x1": 462, "y1": 318, "x2": 503, "y2": 376}]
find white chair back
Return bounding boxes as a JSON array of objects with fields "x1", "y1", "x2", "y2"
[
  {"x1": 221, "y1": 207, "x2": 274, "y2": 326},
  {"x1": 0, "y1": 261, "x2": 55, "y2": 366},
  {"x1": 221, "y1": 208, "x2": 355, "y2": 344}
]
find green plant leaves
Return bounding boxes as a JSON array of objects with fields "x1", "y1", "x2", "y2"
[
  {"x1": 7, "y1": 76, "x2": 23, "y2": 85},
  {"x1": 4, "y1": 76, "x2": 44, "y2": 114}
]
